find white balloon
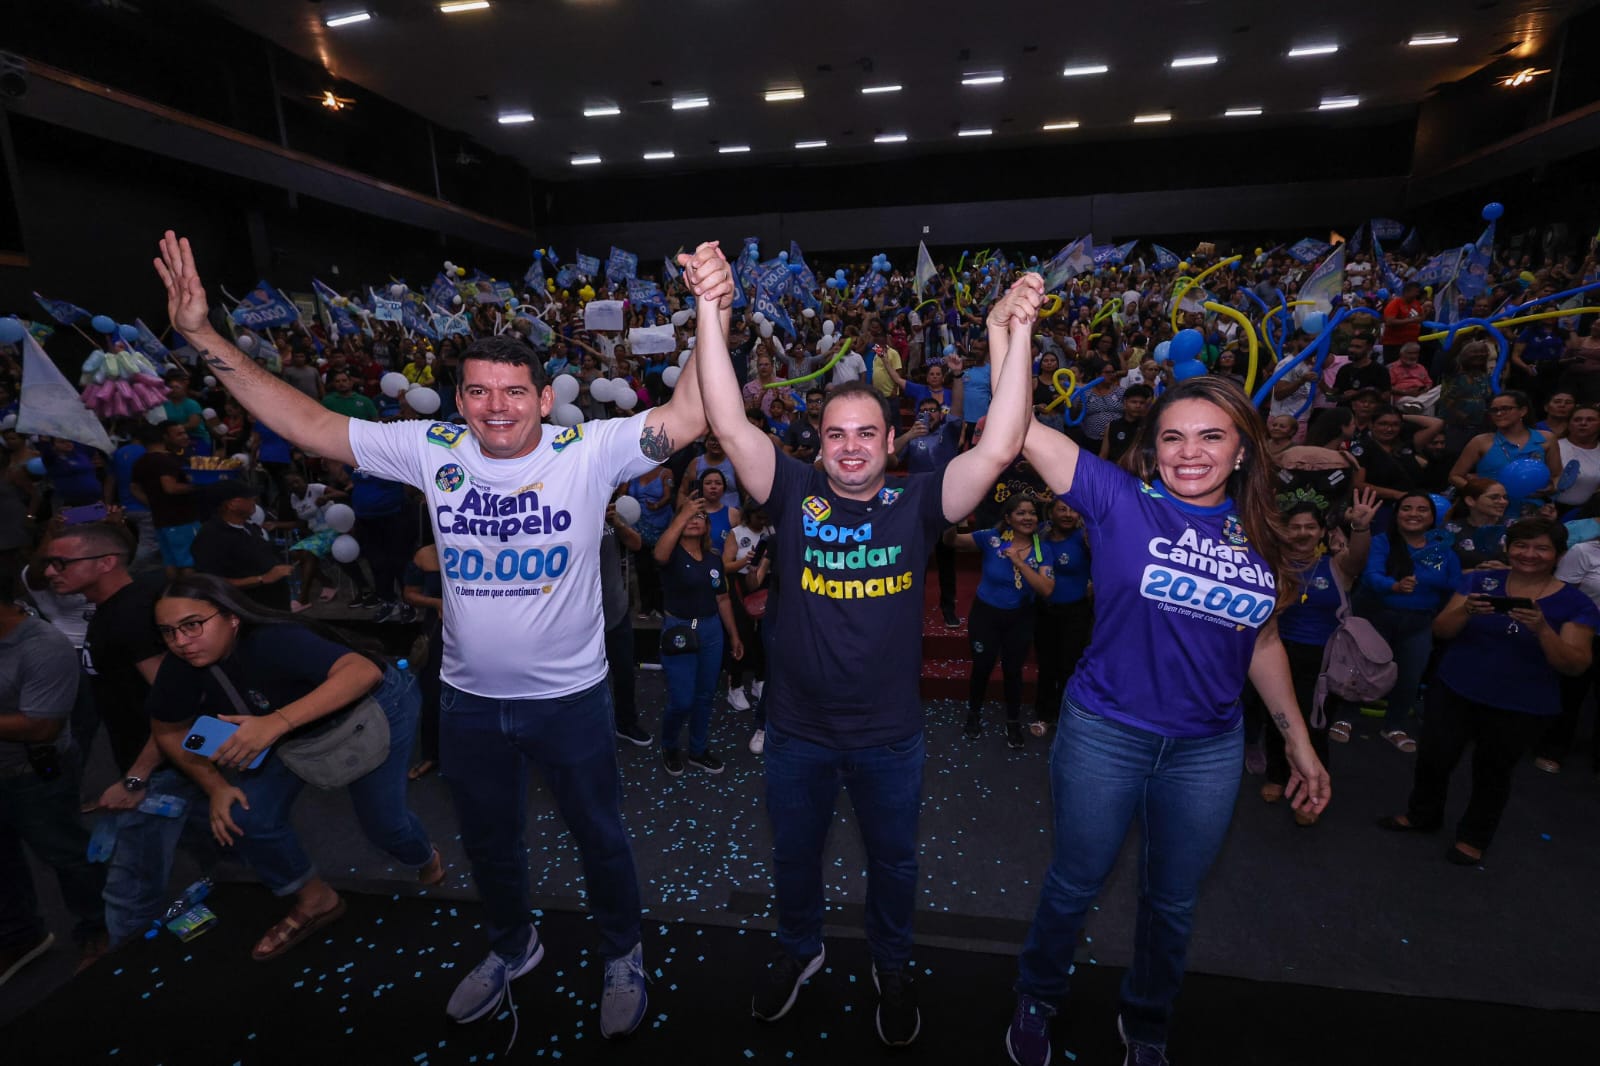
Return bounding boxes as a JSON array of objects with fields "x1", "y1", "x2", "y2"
[
  {"x1": 236, "y1": 335, "x2": 257, "y2": 353},
  {"x1": 324, "y1": 503, "x2": 357, "y2": 533},
  {"x1": 670, "y1": 309, "x2": 692, "y2": 327},
  {"x1": 380, "y1": 372, "x2": 409, "y2": 397},
  {"x1": 230, "y1": 453, "x2": 249, "y2": 466},
  {"x1": 201, "y1": 407, "x2": 217, "y2": 420},
  {"x1": 817, "y1": 336, "x2": 834, "y2": 355},
  {"x1": 687, "y1": 336, "x2": 698, "y2": 348},
  {"x1": 551, "y1": 374, "x2": 580, "y2": 404},
  {"x1": 821, "y1": 320, "x2": 835, "y2": 335},
  {"x1": 389, "y1": 283, "x2": 406, "y2": 298},
  {"x1": 760, "y1": 322, "x2": 775, "y2": 339},
  {"x1": 752, "y1": 311, "x2": 767, "y2": 324},
  {"x1": 589, "y1": 377, "x2": 615, "y2": 403},
  {"x1": 407, "y1": 387, "x2": 442, "y2": 415},
  {"x1": 203, "y1": 376, "x2": 217, "y2": 388},
  {"x1": 612, "y1": 387, "x2": 638, "y2": 411},
  {"x1": 678, "y1": 350, "x2": 692, "y2": 368},
  {"x1": 613, "y1": 494, "x2": 642, "y2": 526},
  {"x1": 801, "y1": 308, "x2": 816, "y2": 319},
  {"x1": 250, "y1": 505, "x2": 265, "y2": 526},
  {"x1": 451, "y1": 294, "x2": 463, "y2": 306},
  {"x1": 331, "y1": 534, "x2": 361, "y2": 563},
  {"x1": 552, "y1": 402, "x2": 584, "y2": 426},
  {"x1": 0, "y1": 413, "x2": 15, "y2": 431},
  {"x1": 662, "y1": 366, "x2": 682, "y2": 389},
  {"x1": 145, "y1": 407, "x2": 166, "y2": 425}
]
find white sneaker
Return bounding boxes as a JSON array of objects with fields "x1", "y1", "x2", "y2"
[
  {"x1": 749, "y1": 729, "x2": 766, "y2": 754},
  {"x1": 728, "y1": 686, "x2": 751, "y2": 711},
  {"x1": 750, "y1": 680, "x2": 765, "y2": 699}
]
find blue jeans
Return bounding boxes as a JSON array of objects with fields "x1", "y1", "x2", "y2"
[
  {"x1": 660, "y1": 613, "x2": 723, "y2": 755},
  {"x1": 102, "y1": 769, "x2": 222, "y2": 945},
  {"x1": 1372, "y1": 608, "x2": 1434, "y2": 729},
  {"x1": 1016, "y1": 701, "x2": 1242, "y2": 1047},
  {"x1": 226, "y1": 664, "x2": 432, "y2": 894},
  {"x1": 0, "y1": 758, "x2": 106, "y2": 948},
  {"x1": 763, "y1": 724, "x2": 924, "y2": 968},
  {"x1": 439, "y1": 678, "x2": 641, "y2": 960}
]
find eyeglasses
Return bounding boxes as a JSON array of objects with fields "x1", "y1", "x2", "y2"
[
  {"x1": 156, "y1": 612, "x2": 220, "y2": 642},
  {"x1": 41, "y1": 553, "x2": 118, "y2": 573}
]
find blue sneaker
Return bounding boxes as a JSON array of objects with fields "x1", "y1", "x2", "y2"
[
  {"x1": 446, "y1": 926, "x2": 544, "y2": 1024},
  {"x1": 1005, "y1": 992, "x2": 1056, "y2": 1066},
  {"x1": 1118, "y1": 1015, "x2": 1170, "y2": 1066},
  {"x1": 600, "y1": 941, "x2": 648, "y2": 1039}
]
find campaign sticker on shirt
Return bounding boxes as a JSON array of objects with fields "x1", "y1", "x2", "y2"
[
  {"x1": 434, "y1": 463, "x2": 466, "y2": 492},
  {"x1": 1480, "y1": 576, "x2": 1501, "y2": 592},
  {"x1": 426, "y1": 422, "x2": 466, "y2": 448},
  {"x1": 877, "y1": 486, "x2": 903, "y2": 506},
  {"x1": 1222, "y1": 514, "x2": 1248, "y2": 547},
  {"x1": 551, "y1": 425, "x2": 584, "y2": 453},
  {"x1": 802, "y1": 495, "x2": 832, "y2": 523}
]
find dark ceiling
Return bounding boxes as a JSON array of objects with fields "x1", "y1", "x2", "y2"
[{"x1": 199, "y1": 0, "x2": 1599, "y2": 182}]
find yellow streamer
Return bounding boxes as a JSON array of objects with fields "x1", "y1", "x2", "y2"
[
  {"x1": 1169, "y1": 255, "x2": 1242, "y2": 331},
  {"x1": 1042, "y1": 367, "x2": 1079, "y2": 413},
  {"x1": 1038, "y1": 295, "x2": 1064, "y2": 319},
  {"x1": 1203, "y1": 301, "x2": 1262, "y2": 395},
  {"x1": 1417, "y1": 307, "x2": 1600, "y2": 344}
]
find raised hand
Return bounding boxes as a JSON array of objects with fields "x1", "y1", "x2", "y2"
[
  {"x1": 943, "y1": 351, "x2": 965, "y2": 376},
  {"x1": 153, "y1": 231, "x2": 213, "y2": 336},
  {"x1": 1346, "y1": 486, "x2": 1380, "y2": 531},
  {"x1": 1007, "y1": 275, "x2": 1046, "y2": 329},
  {"x1": 678, "y1": 242, "x2": 733, "y2": 309}
]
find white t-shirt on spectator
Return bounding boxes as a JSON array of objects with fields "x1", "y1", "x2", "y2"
[{"x1": 349, "y1": 413, "x2": 661, "y2": 698}]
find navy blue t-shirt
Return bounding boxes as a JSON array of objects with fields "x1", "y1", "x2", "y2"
[
  {"x1": 1278, "y1": 555, "x2": 1341, "y2": 646},
  {"x1": 146, "y1": 624, "x2": 353, "y2": 725},
  {"x1": 760, "y1": 444, "x2": 949, "y2": 747},
  {"x1": 661, "y1": 543, "x2": 725, "y2": 620},
  {"x1": 350, "y1": 468, "x2": 406, "y2": 518},
  {"x1": 1042, "y1": 528, "x2": 1090, "y2": 605},
  {"x1": 1437, "y1": 572, "x2": 1600, "y2": 715},
  {"x1": 903, "y1": 420, "x2": 962, "y2": 475},
  {"x1": 973, "y1": 529, "x2": 1050, "y2": 610},
  {"x1": 1064, "y1": 454, "x2": 1281, "y2": 737}
]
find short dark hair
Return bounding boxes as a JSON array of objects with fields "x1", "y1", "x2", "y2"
[
  {"x1": 458, "y1": 335, "x2": 550, "y2": 390},
  {"x1": 1352, "y1": 388, "x2": 1384, "y2": 404},
  {"x1": 1124, "y1": 384, "x2": 1154, "y2": 401},
  {"x1": 49, "y1": 522, "x2": 133, "y2": 565},
  {"x1": 820, "y1": 380, "x2": 894, "y2": 432},
  {"x1": 1506, "y1": 515, "x2": 1568, "y2": 554}
]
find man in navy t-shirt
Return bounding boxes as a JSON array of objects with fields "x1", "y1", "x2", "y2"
[{"x1": 694, "y1": 258, "x2": 1044, "y2": 1049}]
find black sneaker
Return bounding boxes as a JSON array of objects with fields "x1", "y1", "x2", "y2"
[
  {"x1": 964, "y1": 712, "x2": 982, "y2": 738},
  {"x1": 685, "y1": 751, "x2": 724, "y2": 774},
  {"x1": 871, "y1": 963, "x2": 921, "y2": 1047},
  {"x1": 941, "y1": 606, "x2": 961, "y2": 628},
  {"x1": 752, "y1": 947, "x2": 825, "y2": 1022},
  {"x1": 1118, "y1": 1015, "x2": 1170, "y2": 1066},
  {"x1": 615, "y1": 723, "x2": 652, "y2": 747},
  {"x1": 662, "y1": 749, "x2": 684, "y2": 777},
  {"x1": 1006, "y1": 722, "x2": 1025, "y2": 750},
  {"x1": 350, "y1": 593, "x2": 380, "y2": 610}
]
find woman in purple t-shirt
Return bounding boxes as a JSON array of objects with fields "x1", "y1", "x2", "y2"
[{"x1": 999, "y1": 374, "x2": 1332, "y2": 1066}]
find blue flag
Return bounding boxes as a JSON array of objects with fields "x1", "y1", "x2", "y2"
[
  {"x1": 312, "y1": 278, "x2": 360, "y2": 339},
  {"x1": 1399, "y1": 227, "x2": 1421, "y2": 254},
  {"x1": 789, "y1": 241, "x2": 818, "y2": 296},
  {"x1": 1369, "y1": 233, "x2": 1403, "y2": 293},
  {"x1": 132, "y1": 318, "x2": 172, "y2": 364},
  {"x1": 662, "y1": 256, "x2": 682, "y2": 285},
  {"x1": 729, "y1": 255, "x2": 750, "y2": 310},
  {"x1": 231, "y1": 281, "x2": 299, "y2": 330},
  {"x1": 1039, "y1": 236, "x2": 1094, "y2": 292},
  {"x1": 605, "y1": 246, "x2": 639, "y2": 283},
  {"x1": 400, "y1": 298, "x2": 438, "y2": 340},
  {"x1": 1371, "y1": 218, "x2": 1406, "y2": 242},
  {"x1": 427, "y1": 273, "x2": 460, "y2": 312},
  {"x1": 1286, "y1": 238, "x2": 1332, "y2": 264},
  {"x1": 370, "y1": 290, "x2": 404, "y2": 324},
  {"x1": 523, "y1": 258, "x2": 545, "y2": 292},
  {"x1": 1110, "y1": 240, "x2": 1138, "y2": 264},
  {"x1": 1151, "y1": 245, "x2": 1180, "y2": 271},
  {"x1": 754, "y1": 281, "x2": 795, "y2": 338},
  {"x1": 576, "y1": 252, "x2": 602, "y2": 278},
  {"x1": 555, "y1": 265, "x2": 579, "y2": 290},
  {"x1": 1347, "y1": 223, "x2": 1365, "y2": 256},
  {"x1": 32, "y1": 292, "x2": 91, "y2": 325},
  {"x1": 1455, "y1": 223, "x2": 1495, "y2": 299}
]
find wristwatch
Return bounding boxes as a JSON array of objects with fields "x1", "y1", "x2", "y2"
[{"x1": 122, "y1": 776, "x2": 148, "y2": 793}]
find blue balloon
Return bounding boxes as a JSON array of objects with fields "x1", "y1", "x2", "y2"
[
  {"x1": 1168, "y1": 328, "x2": 1205, "y2": 363},
  {"x1": 0, "y1": 317, "x2": 24, "y2": 344},
  {"x1": 778, "y1": 251, "x2": 788, "y2": 261},
  {"x1": 1482, "y1": 202, "x2": 1504, "y2": 222},
  {"x1": 943, "y1": 345, "x2": 956, "y2": 357},
  {"x1": 789, "y1": 263, "x2": 804, "y2": 275},
  {"x1": 1153, "y1": 340, "x2": 1172, "y2": 363},
  {"x1": 1430, "y1": 494, "x2": 1453, "y2": 525},
  {"x1": 1376, "y1": 288, "x2": 1390, "y2": 300},
  {"x1": 834, "y1": 269, "x2": 846, "y2": 280},
  {"x1": 90, "y1": 315, "x2": 117, "y2": 335},
  {"x1": 118, "y1": 323, "x2": 140, "y2": 342},
  {"x1": 1171, "y1": 359, "x2": 1208, "y2": 382},
  {"x1": 24, "y1": 457, "x2": 45, "y2": 477},
  {"x1": 1300, "y1": 311, "x2": 1327, "y2": 335},
  {"x1": 1497, "y1": 458, "x2": 1549, "y2": 500},
  {"x1": 1029, "y1": 256, "x2": 1039, "y2": 264}
]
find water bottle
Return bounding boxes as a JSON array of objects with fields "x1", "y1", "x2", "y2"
[
  {"x1": 138, "y1": 792, "x2": 187, "y2": 819},
  {"x1": 288, "y1": 568, "x2": 303, "y2": 604},
  {"x1": 163, "y1": 878, "x2": 212, "y2": 922},
  {"x1": 87, "y1": 816, "x2": 120, "y2": 863}
]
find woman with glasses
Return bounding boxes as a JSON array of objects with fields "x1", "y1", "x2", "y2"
[
  {"x1": 145, "y1": 573, "x2": 440, "y2": 961},
  {"x1": 1448, "y1": 390, "x2": 1563, "y2": 517}
]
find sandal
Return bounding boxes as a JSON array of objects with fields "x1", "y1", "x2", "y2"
[
  {"x1": 408, "y1": 760, "x2": 437, "y2": 781},
  {"x1": 251, "y1": 897, "x2": 347, "y2": 962},
  {"x1": 1259, "y1": 782, "x2": 1284, "y2": 804},
  {"x1": 419, "y1": 846, "x2": 445, "y2": 886},
  {"x1": 1328, "y1": 720, "x2": 1353, "y2": 744},
  {"x1": 1380, "y1": 729, "x2": 1417, "y2": 753}
]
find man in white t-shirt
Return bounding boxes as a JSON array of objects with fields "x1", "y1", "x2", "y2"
[{"x1": 153, "y1": 231, "x2": 726, "y2": 1041}]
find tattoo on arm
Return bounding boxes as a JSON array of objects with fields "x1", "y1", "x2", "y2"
[
  {"x1": 196, "y1": 348, "x2": 234, "y2": 372},
  {"x1": 640, "y1": 423, "x2": 673, "y2": 462},
  {"x1": 1271, "y1": 711, "x2": 1293, "y2": 735}
]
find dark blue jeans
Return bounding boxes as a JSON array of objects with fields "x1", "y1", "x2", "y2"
[
  {"x1": 660, "y1": 613, "x2": 723, "y2": 755},
  {"x1": 1016, "y1": 701, "x2": 1242, "y2": 1047},
  {"x1": 0, "y1": 758, "x2": 106, "y2": 948},
  {"x1": 1371, "y1": 607, "x2": 1435, "y2": 729},
  {"x1": 101, "y1": 768, "x2": 221, "y2": 945},
  {"x1": 439, "y1": 678, "x2": 641, "y2": 961},
  {"x1": 763, "y1": 724, "x2": 924, "y2": 968},
  {"x1": 226, "y1": 664, "x2": 432, "y2": 894}
]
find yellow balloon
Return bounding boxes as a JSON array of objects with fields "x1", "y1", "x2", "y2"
[
  {"x1": 579, "y1": 285, "x2": 595, "y2": 301},
  {"x1": 1178, "y1": 261, "x2": 1189, "y2": 271},
  {"x1": 455, "y1": 267, "x2": 466, "y2": 277},
  {"x1": 546, "y1": 278, "x2": 556, "y2": 290},
  {"x1": 1043, "y1": 368, "x2": 1078, "y2": 413},
  {"x1": 1254, "y1": 247, "x2": 1264, "y2": 256}
]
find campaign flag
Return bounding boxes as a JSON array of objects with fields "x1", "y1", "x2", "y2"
[
  {"x1": 370, "y1": 289, "x2": 404, "y2": 324},
  {"x1": 1039, "y1": 235, "x2": 1095, "y2": 292},
  {"x1": 1412, "y1": 250, "x2": 1458, "y2": 289},
  {"x1": 914, "y1": 240, "x2": 938, "y2": 300},
  {"x1": 312, "y1": 278, "x2": 360, "y2": 339},
  {"x1": 1455, "y1": 223, "x2": 1495, "y2": 299},
  {"x1": 1091, "y1": 243, "x2": 1119, "y2": 266},
  {"x1": 427, "y1": 273, "x2": 460, "y2": 312},
  {"x1": 31, "y1": 292, "x2": 91, "y2": 326},
  {"x1": 1151, "y1": 244, "x2": 1181, "y2": 271},
  {"x1": 1434, "y1": 281, "x2": 1462, "y2": 327},
  {"x1": 1369, "y1": 232, "x2": 1403, "y2": 293},
  {"x1": 231, "y1": 281, "x2": 299, "y2": 330},
  {"x1": 1347, "y1": 223, "x2": 1366, "y2": 256},
  {"x1": 626, "y1": 278, "x2": 670, "y2": 320},
  {"x1": 758, "y1": 258, "x2": 791, "y2": 296},
  {"x1": 132, "y1": 318, "x2": 173, "y2": 365},
  {"x1": 400, "y1": 299, "x2": 438, "y2": 340},
  {"x1": 754, "y1": 281, "x2": 795, "y2": 338},
  {"x1": 522, "y1": 314, "x2": 554, "y2": 349},
  {"x1": 1371, "y1": 218, "x2": 1406, "y2": 242},
  {"x1": 15, "y1": 332, "x2": 114, "y2": 453},
  {"x1": 555, "y1": 265, "x2": 579, "y2": 290},
  {"x1": 729, "y1": 254, "x2": 750, "y2": 310},
  {"x1": 431, "y1": 309, "x2": 472, "y2": 337},
  {"x1": 523, "y1": 257, "x2": 545, "y2": 292},
  {"x1": 605, "y1": 246, "x2": 639, "y2": 283},
  {"x1": 662, "y1": 256, "x2": 682, "y2": 285},
  {"x1": 789, "y1": 241, "x2": 818, "y2": 295},
  {"x1": 1295, "y1": 244, "x2": 1346, "y2": 326},
  {"x1": 1399, "y1": 227, "x2": 1421, "y2": 254},
  {"x1": 1286, "y1": 238, "x2": 1332, "y2": 264},
  {"x1": 575, "y1": 252, "x2": 602, "y2": 278},
  {"x1": 1110, "y1": 240, "x2": 1138, "y2": 264},
  {"x1": 25, "y1": 320, "x2": 55, "y2": 344}
]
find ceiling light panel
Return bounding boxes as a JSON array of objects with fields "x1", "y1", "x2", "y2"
[
  {"x1": 718, "y1": 145, "x2": 751, "y2": 154},
  {"x1": 1133, "y1": 112, "x2": 1173, "y2": 124},
  {"x1": 496, "y1": 112, "x2": 534, "y2": 125},
  {"x1": 795, "y1": 139, "x2": 828, "y2": 149},
  {"x1": 1288, "y1": 43, "x2": 1339, "y2": 57},
  {"x1": 583, "y1": 105, "x2": 621, "y2": 117},
  {"x1": 764, "y1": 88, "x2": 805, "y2": 102},
  {"x1": 1408, "y1": 33, "x2": 1458, "y2": 47},
  {"x1": 1169, "y1": 55, "x2": 1219, "y2": 68},
  {"x1": 862, "y1": 84, "x2": 902, "y2": 95},
  {"x1": 643, "y1": 150, "x2": 675, "y2": 160},
  {"x1": 1319, "y1": 95, "x2": 1360, "y2": 110},
  {"x1": 957, "y1": 128, "x2": 993, "y2": 137},
  {"x1": 671, "y1": 97, "x2": 710, "y2": 110},
  {"x1": 1224, "y1": 107, "x2": 1263, "y2": 117},
  {"x1": 570, "y1": 155, "x2": 601, "y2": 166},
  {"x1": 1061, "y1": 63, "x2": 1109, "y2": 77},
  {"x1": 874, "y1": 132, "x2": 908, "y2": 143},
  {"x1": 438, "y1": 1, "x2": 490, "y2": 12},
  {"x1": 961, "y1": 74, "x2": 1006, "y2": 86},
  {"x1": 324, "y1": 11, "x2": 372, "y2": 27},
  {"x1": 1041, "y1": 120, "x2": 1080, "y2": 131}
]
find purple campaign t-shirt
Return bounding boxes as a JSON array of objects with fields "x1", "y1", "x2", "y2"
[{"x1": 1064, "y1": 453, "x2": 1280, "y2": 738}]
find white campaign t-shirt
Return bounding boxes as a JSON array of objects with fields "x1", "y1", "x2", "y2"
[{"x1": 349, "y1": 414, "x2": 662, "y2": 698}]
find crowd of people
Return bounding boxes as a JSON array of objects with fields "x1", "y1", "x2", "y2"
[{"x1": 1, "y1": 220, "x2": 1597, "y2": 1065}]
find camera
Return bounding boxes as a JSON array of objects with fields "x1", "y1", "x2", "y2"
[{"x1": 184, "y1": 733, "x2": 205, "y2": 751}]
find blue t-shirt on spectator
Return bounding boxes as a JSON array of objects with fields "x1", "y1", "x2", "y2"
[
  {"x1": 961, "y1": 365, "x2": 992, "y2": 422},
  {"x1": 349, "y1": 468, "x2": 406, "y2": 518},
  {"x1": 1361, "y1": 532, "x2": 1462, "y2": 611},
  {"x1": 903, "y1": 420, "x2": 962, "y2": 475},
  {"x1": 1278, "y1": 555, "x2": 1341, "y2": 645},
  {"x1": 973, "y1": 529, "x2": 1050, "y2": 611},
  {"x1": 111, "y1": 442, "x2": 148, "y2": 513},
  {"x1": 1042, "y1": 527, "x2": 1090, "y2": 605},
  {"x1": 42, "y1": 444, "x2": 102, "y2": 506}
]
